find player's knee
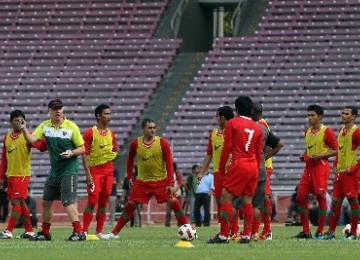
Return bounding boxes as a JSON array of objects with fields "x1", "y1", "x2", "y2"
[
  {"x1": 87, "y1": 194, "x2": 99, "y2": 207},
  {"x1": 296, "y1": 194, "x2": 307, "y2": 204}
]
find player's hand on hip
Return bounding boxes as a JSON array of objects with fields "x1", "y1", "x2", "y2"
[{"x1": 86, "y1": 175, "x2": 93, "y2": 186}]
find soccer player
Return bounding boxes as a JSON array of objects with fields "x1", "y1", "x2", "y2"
[
  {"x1": 104, "y1": 118, "x2": 188, "y2": 239},
  {"x1": 323, "y1": 106, "x2": 360, "y2": 240},
  {"x1": 207, "y1": 95, "x2": 263, "y2": 244},
  {"x1": 250, "y1": 102, "x2": 283, "y2": 241},
  {"x1": 199, "y1": 106, "x2": 234, "y2": 231},
  {"x1": 19, "y1": 99, "x2": 85, "y2": 241},
  {"x1": 82, "y1": 104, "x2": 118, "y2": 239},
  {"x1": 292, "y1": 105, "x2": 338, "y2": 239},
  {"x1": 0, "y1": 110, "x2": 47, "y2": 239}
]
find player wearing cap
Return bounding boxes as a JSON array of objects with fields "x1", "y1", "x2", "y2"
[
  {"x1": 82, "y1": 104, "x2": 118, "y2": 239},
  {"x1": 19, "y1": 99, "x2": 86, "y2": 241},
  {"x1": 0, "y1": 110, "x2": 47, "y2": 239}
]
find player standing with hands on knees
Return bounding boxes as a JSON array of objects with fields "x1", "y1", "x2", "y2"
[
  {"x1": 19, "y1": 99, "x2": 86, "y2": 241},
  {"x1": 82, "y1": 104, "x2": 118, "y2": 239},
  {"x1": 207, "y1": 96, "x2": 263, "y2": 244},
  {"x1": 292, "y1": 105, "x2": 338, "y2": 239},
  {"x1": 104, "y1": 118, "x2": 188, "y2": 239}
]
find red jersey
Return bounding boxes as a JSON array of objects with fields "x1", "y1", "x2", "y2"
[{"x1": 219, "y1": 116, "x2": 263, "y2": 175}]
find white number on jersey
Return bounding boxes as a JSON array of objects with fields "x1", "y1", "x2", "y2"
[{"x1": 244, "y1": 128, "x2": 255, "y2": 151}]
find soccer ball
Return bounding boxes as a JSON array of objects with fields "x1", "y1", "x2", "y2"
[
  {"x1": 342, "y1": 224, "x2": 360, "y2": 237},
  {"x1": 178, "y1": 224, "x2": 197, "y2": 241}
]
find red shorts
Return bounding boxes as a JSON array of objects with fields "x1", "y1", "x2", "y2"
[
  {"x1": 332, "y1": 172, "x2": 359, "y2": 199},
  {"x1": 297, "y1": 163, "x2": 329, "y2": 195},
  {"x1": 129, "y1": 179, "x2": 172, "y2": 204},
  {"x1": 87, "y1": 163, "x2": 114, "y2": 197},
  {"x1": 223, "y1": 161, "x2": 258, "y2": 197},
  {"x1": 265, "y1": 167, "x2": 273, "y2": 196},
  {"x1": 213, "y1": 171, "x2": 222, "y2": 198},
  {"x1": 7, "y1": 176, "x2": 30, "y2": 200}
]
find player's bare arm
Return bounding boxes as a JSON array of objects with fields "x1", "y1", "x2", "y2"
[{"x1": 81, "y1": 154, "x2": 93, "y2": 185}]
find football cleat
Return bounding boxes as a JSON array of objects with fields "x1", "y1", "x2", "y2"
[
  {"x1": 314, "y1": 232, "x2": 323, "y2": 240},
  {"x1": 20, "y1": 231, "x2": 35, "y2": 239},
  {"x1": 259, "y1": 232, "x2": 272, "y2": 241},
  {"x1": 207, "y1": 234, "x2": 229, "y2": 244},
  {"x1": 250, "y1": 233, "x2": 259, "y2": 242},
  {"x1": 341, "y1": 234, "x2": 357, "y2": 240},
  {"x1": 321, "y1": 232, "x2": 335, "y2": 240},
  {"x1": 1, "y1": 230, "x2": 13, "y2": 239},
  {"x1": 68, "y1": 232, "x2": 85, "y2": 241},
  {"x1": 29, "y1": 231, "x2": 51, "y2": 241},
  {"x1": 96, "y1": 233, "x2": 111, "y2": 240},
  {"x1": 102, "y1": 232, "x2": 120, "y2": 240},
  {"x1": 292, "y1": 231, "x2": 312, "y2": 239},
  {"x1": 239, "y1": 235, "x2": 251, "y2": 244}
]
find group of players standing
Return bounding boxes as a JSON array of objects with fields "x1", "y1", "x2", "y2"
[
  {"x1": 0, "y1": 95, "x2": 359, "y2": 243},
  {"x1": 0, "y1": 98, "x2": 188, "y2": 241}
]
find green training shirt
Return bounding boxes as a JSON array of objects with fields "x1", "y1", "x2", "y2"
[{"x1": 34, "y1": 118, "x2": 84, "y2": 177}]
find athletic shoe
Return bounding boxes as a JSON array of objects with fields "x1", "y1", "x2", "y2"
[
  {"x1": 96, "y1": 233, "x2": 111, "y2": 240},
  {"x1": 229, "y1": 233, "x2": 241, "y2": 241},
  {"x1": 1, "y1": 230, "x2": 13, "y2": 239},
  {"x1": 239, "y1": 235, "x2": 251, "y2": 244},
  {"x1": 341, "y1": 234, "x2": 357, "y2": 240},
  {"x1": 314, "y1": 232, "x2": 323, "y2": 240},
  {"x1": 260, "y1": 232, "x2": 272, "y2": 241},
  {"x1": 207, "y1": 234, "x2": 229, "y2": 244},
  {"x1": 292, "y1": 231, "x2": 312, "y2": 239},
  {"x1": 322, "y1": 232, "x2": 335, "y2": 240},
  {"x1": 29, "y1": 231, "x2": 51, "y2": 241},
  {"x1": 250, "y1": 233, "x2": 259, "y2": 242},
  {"x1": 102, "y1": 232, "x2": 120, "y2": 240},
  {"x1": 20, "y1": 231, "x2": 35, "y2": 239},
  {"x1": 68, "y1": 232, "x2": 85, "y2": 241}
]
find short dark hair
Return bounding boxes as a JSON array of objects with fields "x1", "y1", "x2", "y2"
[
  {"x1": 235, "y1": 95, "x2": 253, "y2": 117},
  {"x1": 252, "y1": 101, "x2": 263, "y2": 119},
  {"x1": 10, "y1": 110, "x2": 25, "y2": 121},
  {"x1": 307, "y1": 105, "x2": 324, "y2": 116},
  {"x1": 192, "y1": 164, "x2": 198, "y2": 171},
  {"x1": 217, "y1": 106, "x2": 234, "y2": 120},
  {"x1": 141, "y1": 118, "x2": 155, "y2": 129},
  {"x1": 94, "y1": 104, "x2": 110, "y2": 121},
  {"x1": 345, "y1": 106, "x2": 358, "y2": 117}
]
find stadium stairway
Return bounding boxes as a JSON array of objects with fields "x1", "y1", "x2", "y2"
[{"x1": 116, "y1": 51, "x2": 205, "y2": 176}]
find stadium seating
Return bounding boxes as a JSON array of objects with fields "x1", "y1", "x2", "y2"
[
  {"x1": 0, "y1": 0, "x2": 181, "y2": 194},
  {"x1": 163, "y1": 0, "x2": 360, "y2": 190}
]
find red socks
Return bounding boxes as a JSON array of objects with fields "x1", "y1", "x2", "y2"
[
  {"x1": 112, "y1": 203, "x2": 136, "y2": 235},
  {"x1": 96, "y1": 196, "x2": 109, "y2": 234},
  {"x1": 6, "y1": 205, "x2": 21, "y2": 232},
  {"x1": 219, "y1": 202, "x2": 232, "y2": 237}
]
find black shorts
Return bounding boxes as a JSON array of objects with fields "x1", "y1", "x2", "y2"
[{"x1": 42, "y1": 175, "x2": 78, "y2": 206}]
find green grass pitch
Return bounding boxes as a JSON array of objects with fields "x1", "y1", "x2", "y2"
[{"x1": 0, "y1": 225, "x2": 359, "y2": 260}]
